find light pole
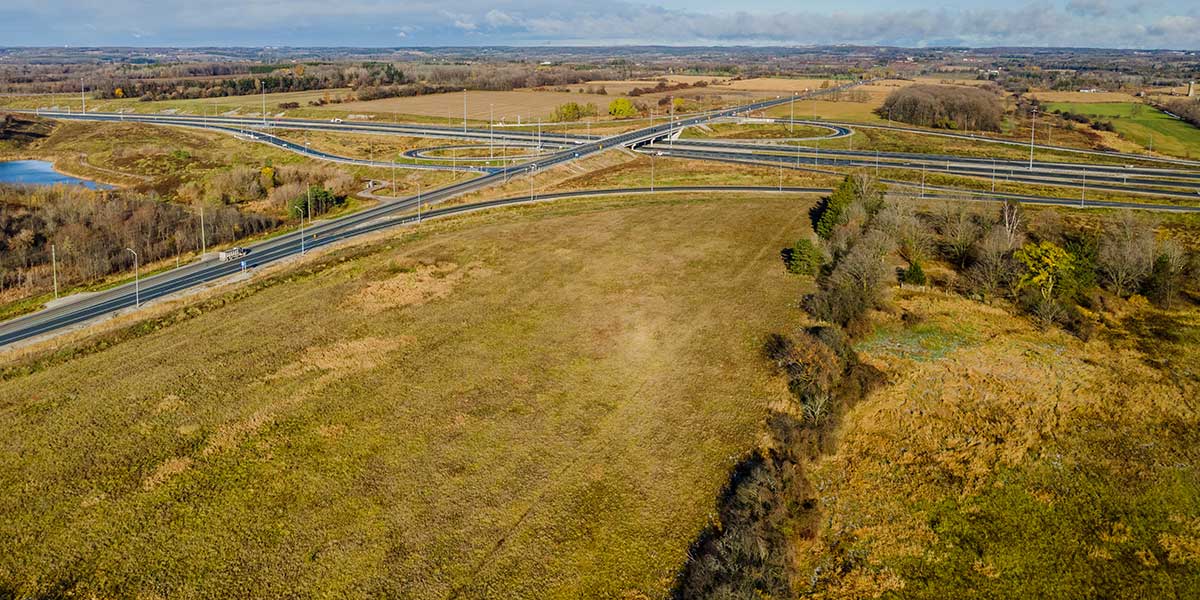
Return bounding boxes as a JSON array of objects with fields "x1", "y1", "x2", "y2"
[
  {"x1": 790, "y1": 91, "x2": 795, "y2": 132},
  {"x1": 530, "y1": 164, "x2": 536, "y2": 201},
  {"x1": 489, "y1": 103, "x2": 494, "y2": 161},
  {"x1": 463, "y1": 89, "x2": 467, "y2": 133},
  {"x1": 51, "y1": 244, "x2": 59, "y2": 299},
  {"x1": 417, "y1": 181, "x2": 423, "y2": 222},
  {"x1": 1029, "y1": 107, "x2": 1036, "y2": 171},
  {"x1": 125, "y1": 248, "x2": 139, "y2": 307},
  {"x1": 199, "y1": 205, "x2": 206, "y2": 257},
  {"x1": 80, "y1": 78, "x2": 86, "y2": 114},
  {"x1": 650, "y1": 152, "x2": 655, "y2": 192}
]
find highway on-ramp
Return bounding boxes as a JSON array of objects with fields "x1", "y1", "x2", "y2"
[{"x1": 0, "y1": 84, "x2": 860, "y2": 348}]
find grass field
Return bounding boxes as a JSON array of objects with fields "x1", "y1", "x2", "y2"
[
  {"x1": 680, "y1": 122, "x2": 833, "y2": 139},
  {"x1": 1043, "y1": 102, "x2": 1200, "y2": 159},
  {"x1": 799, "y1": 290, "x2": 1200, "y2": 596},
  {"x1": 0, "y1": 120, "x2": 308, "y2": 190},
  {"x1": 0, "y1": 193, "x2": 812, "y2": 598}
]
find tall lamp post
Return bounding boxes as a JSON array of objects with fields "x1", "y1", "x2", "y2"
[{"x1": 125, "y1": 248, "x2": 139, "y2": 307}]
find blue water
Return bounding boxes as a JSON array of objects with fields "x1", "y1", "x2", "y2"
[{"x1": 0, "y1": 160, "x2": 109, "y2": 189}]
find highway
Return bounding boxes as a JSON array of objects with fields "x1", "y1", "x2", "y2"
[
  {"x1": 645, "y1": 141, "x2": 1200, "y2": 199},
  {"x1": 0, "y1": 84, "x2": 859, "y2": 348},
  {"x1": 760, "y1": 117, "x2": 1200, "y2": 168},
  {"x1": 23, "y1": 109, "x2": 590, "y2": 146}
]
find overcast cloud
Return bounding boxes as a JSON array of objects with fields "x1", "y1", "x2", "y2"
[{"x1": 1, "y1": 0, "x2": 1198, "y2": 49}]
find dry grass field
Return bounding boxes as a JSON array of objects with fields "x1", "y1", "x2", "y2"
[
  {"x1": 0, "y1": 193, "x2": 814, "y2": 599},
  {"x1": 797, "y1": 289, "x2": 1200, "y2": 597},
  {"x1": 1029, "y1": 90, "x2": 1141, "y2": 103}
]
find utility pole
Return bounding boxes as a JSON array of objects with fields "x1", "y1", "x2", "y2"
[
  {"x1": 126, "y1": 248, "x2": 139, "y2": 307},
  {"x1": 199, "y1": 205, "x2": 207, "y2": 257},
  {"x1": 51, "y1": 244, "x2": 59, "y2": 299},
  {"x1": 463, "y1": 89, "x2": 467, "y2": 133},
  {"x1": 1029, "y1": 107, "x2": 1036, "y2": 171}
]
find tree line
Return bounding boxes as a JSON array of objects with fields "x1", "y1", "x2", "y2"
[
  {"x1": 878, "y1": 84, "x2": 1004, "y2": 132},
  {"x1": 0, "y1": 185, "x2": 278, "y2": 299}
]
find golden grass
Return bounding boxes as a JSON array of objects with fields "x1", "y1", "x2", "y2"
[
  {"x1": 333, "y1": 89, "x2": 613, "y2": 123},
  {"x1": 0, "y1": 193, "x2": 813, "y2": 598},
  {"x1": 796, "y1": 290, "x2": 1200, "y2": 597}
]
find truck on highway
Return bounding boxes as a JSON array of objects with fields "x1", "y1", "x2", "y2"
[{"x1": 218, "y1": 247, "x2": 248, "y2": 262}]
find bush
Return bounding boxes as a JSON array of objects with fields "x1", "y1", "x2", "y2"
[
  {"x1": 607, "y1": 97, "x2": 638, "y2": 118},
  {"x1": 901, "y1": 260, "x2": 927, "y2": 286},
  {"x1": 784, "y1": 238, "x2": 824, "y2": 276}
]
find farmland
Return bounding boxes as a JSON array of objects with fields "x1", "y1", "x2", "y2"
[
  {"x1": 0, "y1": 193, "x2": 812, "y2": 598},
  {"x1": 1043, "y1": 101, "x2": 1200, "y2": 159}
]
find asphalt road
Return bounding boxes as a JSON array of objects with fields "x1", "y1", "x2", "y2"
[
  {"x1": 647, "y1": 144, "x2": 1200, "y2": 199},
  {"x1": 0, "y1": 84, "x2": 859, "y2": 348}
]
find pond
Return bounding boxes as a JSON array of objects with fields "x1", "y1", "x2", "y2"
[{"x1": 0, "y1": 160, "x2": 110, "y2": 189}]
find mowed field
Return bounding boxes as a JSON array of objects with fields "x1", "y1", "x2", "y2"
[
  {"x1": 0, "y1": 194, "x2": 810, "y2": 598},
  {"x1": 1044, "y1": 101, "x2": 1200, "y2": 158},
  {"x1": 761, "y1": 79, "x2": 911, "y2": 122}
]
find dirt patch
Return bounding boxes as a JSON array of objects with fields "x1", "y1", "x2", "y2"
[
  {"x1": 142, "y1": 456, "x2": 193, "y2": 490},
  {"x1": 273, "y1": 335, "x2": 410, "y2": 379},
  {"x1": 342, "y1": 261, "x2": 483, "y2": 314}
]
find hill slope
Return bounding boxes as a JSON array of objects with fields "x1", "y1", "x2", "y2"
[{"x1": 0, "y1": 193, "x2": 815, "y2": 598}]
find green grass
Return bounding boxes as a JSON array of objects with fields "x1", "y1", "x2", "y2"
[
  {"x1": 0, "y1": 194, "x2": 810, "y2": 598},
  {"x1": 1045, "y1": 102, "x2": 1200, "y2": 159}
]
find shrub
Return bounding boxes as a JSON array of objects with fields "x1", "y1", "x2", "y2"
[
  {"x1": 901, "y1": 260, "x2": 927, "y2": 286},
  {"x1": 784, "y1": 238, "x2": 824, "y2": 276},
  {"x1": 607, "y1": 98, "x2": 638, "y2": 118}
]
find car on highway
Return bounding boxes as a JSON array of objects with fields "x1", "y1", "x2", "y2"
[
  {"x1": 218, "y1": 247, "x2": 249, "y2": 262},
  {"x1": 331, "y1": 118, "x2": 344, "y2": 123}
]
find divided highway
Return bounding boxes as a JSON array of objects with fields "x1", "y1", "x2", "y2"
[{"x1": 0, "y1": 84, "x2": 857, "y2": 348}]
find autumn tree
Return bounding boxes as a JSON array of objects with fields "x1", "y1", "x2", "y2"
[
  {"x1": 607, "y1": 97, "x2": 638, "y2": 118},
  {"x1": 1015, "y1": 240, "x2": 1074, "y2": 302}
]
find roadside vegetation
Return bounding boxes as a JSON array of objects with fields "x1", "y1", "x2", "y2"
[
  {"x1": 673, "y1": 171, "x2": 1200, "y2": 598},
  {"x1": 0, "y1": 193, "x2": 808, "y2": 598}
]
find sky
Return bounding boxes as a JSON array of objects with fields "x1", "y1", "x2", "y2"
[{"x1": 1, "y1": 0, "x2": 1199, "y2": 49}]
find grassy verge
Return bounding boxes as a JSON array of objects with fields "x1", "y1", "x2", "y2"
[
  {"x1": 798, "y1": 290, "x2": 1200, "y2": 596},
  {"x1": 0, "y1": 193, "x2": 812, "y2": 598}
]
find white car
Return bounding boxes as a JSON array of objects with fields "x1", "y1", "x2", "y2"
[{"x1": 331, "y1": 118, "x2": 343, "y2": 124}]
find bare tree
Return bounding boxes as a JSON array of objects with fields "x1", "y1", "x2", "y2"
[{"x1": 1098, "y1": 211, "x2": 1156, "y2": 296}]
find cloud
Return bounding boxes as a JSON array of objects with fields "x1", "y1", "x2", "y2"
[
  {"x1": 1, "y1": 0, "x2": 1199, "y2": 49},
  {"x1": 1066, "y1": 0, "x2": 1112, "y2": 17}
]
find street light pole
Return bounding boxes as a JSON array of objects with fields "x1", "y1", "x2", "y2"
[
  {"x1": 650, "y1": 153, "x2": 654, "y2": 192},
  {"x1": 81, "y1": 78, "x2": 86, "y2": 114},
  {"x1": 125, "y1": 248, "x2": 139, "y2": 307},
  {"x1": 417, "y1": 181, "x2": 422, "y2": 222},
  {"x1": 51, "y1": 244, "x2": 59, "y2": 299},
  {"x1": 1029, "y1": 107, "x2": 1036, "y2": 170},
  {"x1": 463, "y1": 89, "x2": 467, "y2": 133}
]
